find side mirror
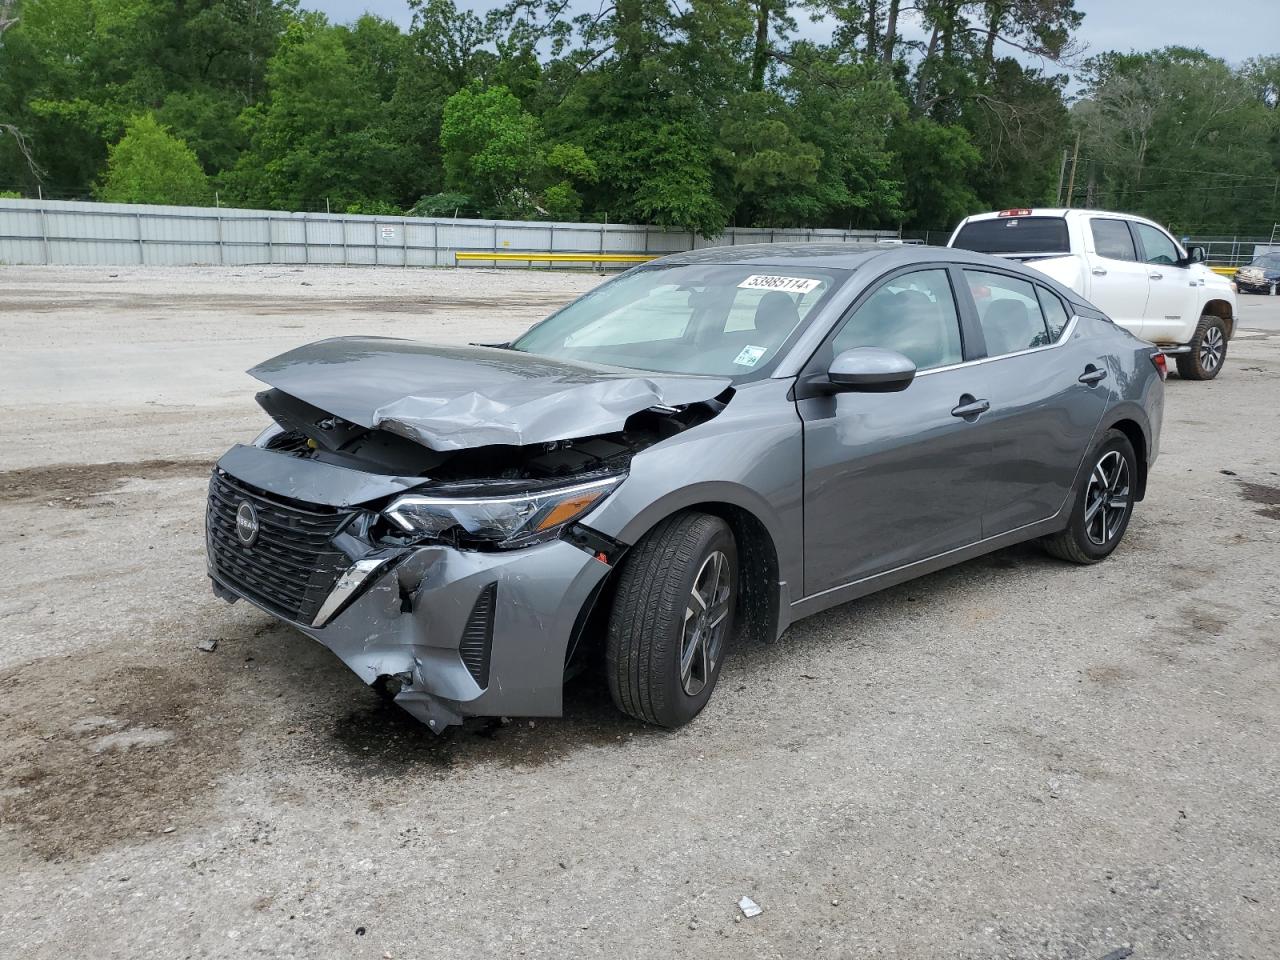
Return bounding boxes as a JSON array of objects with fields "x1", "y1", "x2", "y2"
[
  {"x1": 1184, "y1": 245, "x2": 1207, "y2": 265},
  {"x1": 827, "y1": 347, "x2": 917, "y2": 393}
]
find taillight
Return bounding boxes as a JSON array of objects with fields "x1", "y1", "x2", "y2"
[{"x1": 1151, "y1": 352, "x2": 1168, "y2": 380}]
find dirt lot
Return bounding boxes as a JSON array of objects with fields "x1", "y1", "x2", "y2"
[{"x1": 1, "y1": 266, "x2": 1278, "y2": 959}]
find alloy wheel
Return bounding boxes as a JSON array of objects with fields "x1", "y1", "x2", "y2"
[
  {"x1": 1084, "y1": 450, "x2": 1131, "y2": 546},
  {"x1": 1199, "y1": 324, "x2": 1225, "y2": 373},
  {"x1": 680, "y1": 550, "x2": 732, "y2": 696}
]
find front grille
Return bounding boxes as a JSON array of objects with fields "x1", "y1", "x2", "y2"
[
  {"x1": 459, "y1": 583, "x2": 496, "y2": 689},
  {"x1": 206, "y1": 470, "x2": 352, "y2": 624}
]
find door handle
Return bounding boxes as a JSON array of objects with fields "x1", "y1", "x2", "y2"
[
  {"x1": 951, "y1": 395, "x2": 990, "y2": 419},
  {"x1": 1079, "y1": 366, "x2": 1108, "y2": 385},
  {"x1": 1091, "y1": 266, "x2": 1107, "y2": 276},
  {"x1": 1148, "y1": 271, "x2": 1163, "y2": 280}
]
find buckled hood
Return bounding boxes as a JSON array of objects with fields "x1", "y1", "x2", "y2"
[{"x1": 249, "y1": 337, "x2": 731, "y2": 451}]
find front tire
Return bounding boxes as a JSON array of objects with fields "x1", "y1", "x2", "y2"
[
  {"x1": 605, "y1": 512, "x2": 737, "y2": 728},
  {"x1": 1175, "y1": 314, "x2": 1228, "y2": 380},
  {"x1": 1042, "y1": 429, "x2": 1137, "y2": 565}
]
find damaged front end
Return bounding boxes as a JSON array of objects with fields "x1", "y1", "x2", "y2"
[{"x1": 206, "y1": 338, "x2": 731, "y2": 732}]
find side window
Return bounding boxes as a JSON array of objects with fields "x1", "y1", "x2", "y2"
[
  {"x1": 832, "y1": 268, "x2": 963, "y2": 371},
  {"x1": 1133, "y1": 223, "x2": 1180, "y2": 266},
  {"x1": 1090, "y1": 218, "x2": 1137, "y2": 261},
  {"x1": 1036, "y1": 286, "x2": 1072, "y2": 341},
  {"x1": 964, "y1": 270, "x2": 1052, "y2": 356}
]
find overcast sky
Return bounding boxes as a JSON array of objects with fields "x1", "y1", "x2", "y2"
[{"x1": 303, "y1": 0, "x2": 1276, "y2": 73}]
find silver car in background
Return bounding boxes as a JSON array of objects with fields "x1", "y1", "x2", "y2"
[{"x1": 207, "y1": 244, "x2": 1165, "y2": 733}]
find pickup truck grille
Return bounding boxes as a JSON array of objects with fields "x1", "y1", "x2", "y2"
[{"x1": 206, "y1": 470, "x2": 351, "y2": 624}]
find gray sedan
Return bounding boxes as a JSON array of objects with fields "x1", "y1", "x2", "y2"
[{"x1": 206, "y1": 244, "x2": 1164, "y2": 732}]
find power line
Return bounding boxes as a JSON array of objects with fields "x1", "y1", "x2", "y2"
[{"x1": 1075, "y1": 157, "x2": 1279, "y2": 183}]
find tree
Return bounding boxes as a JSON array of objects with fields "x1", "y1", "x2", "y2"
[
  {"x1": 440, "y1": 83, "x2": 543, "y2": 217},
  {"x1": 889, "y1": 117, "x2": 982, "y2": 227},
  {"x1": 97, "y1": 114, "x2": 212, "y2": 205},
  {"x1": 1073, "y1": 48, "x2": 1279, "y2": 233},
  {"x1": 223, "y1": 14, "x2": 400, "y2": 210},
  {"x1": 0, "y1": 0, "x2": 43, "y2": 184}
]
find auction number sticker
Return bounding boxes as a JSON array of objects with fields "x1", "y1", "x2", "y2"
[
  {"x1": 733, "y1": 345, "x2": 768, "y2": 367},
  {"x1": 738, "y1": 274, "x2": 822, "y2": 294}
]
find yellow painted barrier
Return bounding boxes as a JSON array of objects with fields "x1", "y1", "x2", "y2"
[
  {"x1": 455, "y1": 251, "x2": 658, "y2": 265},
  {"x1": 1209, "y1": 266, "x2": 1237, "y2": 276}
]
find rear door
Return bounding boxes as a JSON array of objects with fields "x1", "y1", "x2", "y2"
[
  {"x1": 958, "y1": 268, "x2": 1110, "y2": 534},
  {"x1": 796, "y1": 267, "x2": 990, "y2": 596},
  {"x1": 1085, "y1": 217, "x2": 1150, "y2": 333}
]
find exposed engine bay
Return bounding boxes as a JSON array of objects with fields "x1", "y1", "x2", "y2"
[{"x1": 256, "y1": 385, "x2": 731, "y2": 488}]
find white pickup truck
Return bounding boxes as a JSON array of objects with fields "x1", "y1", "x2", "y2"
[{"x1": 948, "y1": 208, "x2": 1237, "y2": 380}]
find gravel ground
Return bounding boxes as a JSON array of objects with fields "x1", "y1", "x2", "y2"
[{"x1": 1, "y1": 266, "x2": 1278, "y2": 959}]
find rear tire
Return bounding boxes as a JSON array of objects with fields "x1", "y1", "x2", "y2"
[
  {"x1": 1042, "y1": 429, "x2": 1137, "y2": 565},
  {"x1": 606, "y1": 512, "x2": 737, "y2": 728},
  {"x1": 1175, "y1": 314, "x2": 1228, "y2": 380}
]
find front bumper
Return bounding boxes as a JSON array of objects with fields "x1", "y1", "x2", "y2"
[
  {"x1": 206, "y1": 451, "x2": 612, "y2": 732},
  {"x1": 1236, "y1": 277, "x2": 1276, "y2": 294}
]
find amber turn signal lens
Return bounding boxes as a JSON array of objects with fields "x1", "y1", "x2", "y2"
[{"x1": 533, "y1": 489, "x2": 608, "y2": 531}]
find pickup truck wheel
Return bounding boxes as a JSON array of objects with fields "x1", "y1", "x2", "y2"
[
  {"x1": 605, "y1": 512, "x2": 737, "y2": 728},
  {"x1": 1042, "y1": 429, "x2": 1137, "y2": 565},
  {"x1": 1175, "y1": 315, "x2": 1228, "y2": 380}
]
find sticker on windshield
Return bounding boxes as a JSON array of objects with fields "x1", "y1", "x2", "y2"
[
  {"x1": 733, "y1": 345, "x2": 767, "y2": 367},
  {"x1": 738, "y1": 274, "x2": 822, "y2": 294}
]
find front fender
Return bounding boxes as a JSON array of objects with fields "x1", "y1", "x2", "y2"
[{"x1": 582, "y1": 379, "x2": 804, "y2": 602}]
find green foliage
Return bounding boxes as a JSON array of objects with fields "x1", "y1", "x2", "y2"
[
  {"x1": 1072, "y1": 48, "x2": 1280, "y2": 233},
  {"x1": 220, "y1": 14, "x2": 403, "y2": 211},
  {"x1": 344, "y1": 199, "x2": 402, "y2": 215},
  {"x1": 408, "y1": 191, "x2": 478, "y2": 217},
  {"x1": 440, "y1": 84, "x2": 543, "y2": 217},
  {"x1": 890, "y1": 117, "x2": 982, "y2": 227},
  {"x1": 546, "y1": 143, "x2": 598, "y2": 184},
  {"x1": 97, "y1": 114, "x2": 212, "y2": 205},
  {"x1": 0, "y1": 190, "x2": 22, "y2": 199},
  {"x1": 2, "y1": 0, "x2": 1276, "y2": 235}
]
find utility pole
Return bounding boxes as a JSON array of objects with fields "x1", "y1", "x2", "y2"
[
  {"x1": 1065, "y1": 131, "x2": 1081, "y2": 208},
  {"x1": 1055, "y1": 149, "x2": 1069, "y2": 206}
]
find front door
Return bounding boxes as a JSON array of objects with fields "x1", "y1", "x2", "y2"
[
  {"x1": 797, "y1": 267, "x2": 990, "y2": 597},
  {"x1": 1131, "y1": 221, "x2": 1192, "y2": 344}
]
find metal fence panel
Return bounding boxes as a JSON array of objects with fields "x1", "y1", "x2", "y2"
[{"x1": 0, "y1": 197, "x2": 909, "y2": 269}]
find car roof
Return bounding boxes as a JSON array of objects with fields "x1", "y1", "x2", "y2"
[
  {"x1": 651, "y1": 240, "x2": 1072, "y2": 276},
  {"x1": 652, "y1": 241, "x2": 907, "y2": 270}
]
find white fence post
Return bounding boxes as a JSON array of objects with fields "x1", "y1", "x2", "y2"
[{"x1": 38, "y1": 202, "x2": 50, "y2": 264}]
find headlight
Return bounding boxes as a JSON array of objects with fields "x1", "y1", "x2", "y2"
[{"x1": 384, "y1": 475, "x2": 623, "y2": 548}]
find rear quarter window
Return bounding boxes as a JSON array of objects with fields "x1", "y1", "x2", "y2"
[
  {"x1": 952, "y1": 216, "x2": 1069, "y2": 255},
  {"x1": 1089, "y1": 218, "x2": 1137, "y2": 261}
]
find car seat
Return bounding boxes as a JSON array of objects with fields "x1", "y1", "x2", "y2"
[{"x1": 982, "y1": 298, "x2": 1042, "y2": 355}]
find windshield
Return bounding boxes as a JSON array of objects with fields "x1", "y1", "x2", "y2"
[
  {"x1": 1252, "y1": 254, "x2": 1280, "y2": 270},
  {"x1": 511, "y1": 263, "x2": 846, "y2": 377},
  {"x1": 952, "y1": 216, "x2": 1069, "y2": 255}
]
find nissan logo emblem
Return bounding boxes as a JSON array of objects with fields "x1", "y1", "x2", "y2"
[{"x1": 235, "y1": 501, "x2": 260, "y2": 547}]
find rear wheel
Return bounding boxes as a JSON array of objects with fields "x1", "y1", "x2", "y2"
[
  {"x1": 1175, "y1": 314, "x2": 1228, "y2": 380},
  {"x1": 605, "y1": 512, "x2": 736, "y2": 728},
  {"x1": 1042, "y1": 429, "x2": 1137, "y2": 565}
]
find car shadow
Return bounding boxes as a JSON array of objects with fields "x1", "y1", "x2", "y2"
[{"x1": 228, "y1": 539, "x2": 1064, "y2": 771}]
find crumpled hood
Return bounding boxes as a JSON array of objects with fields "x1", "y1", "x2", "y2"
[{"x1": 249, "y1": 337, "x2": 731, "y2": 451}]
